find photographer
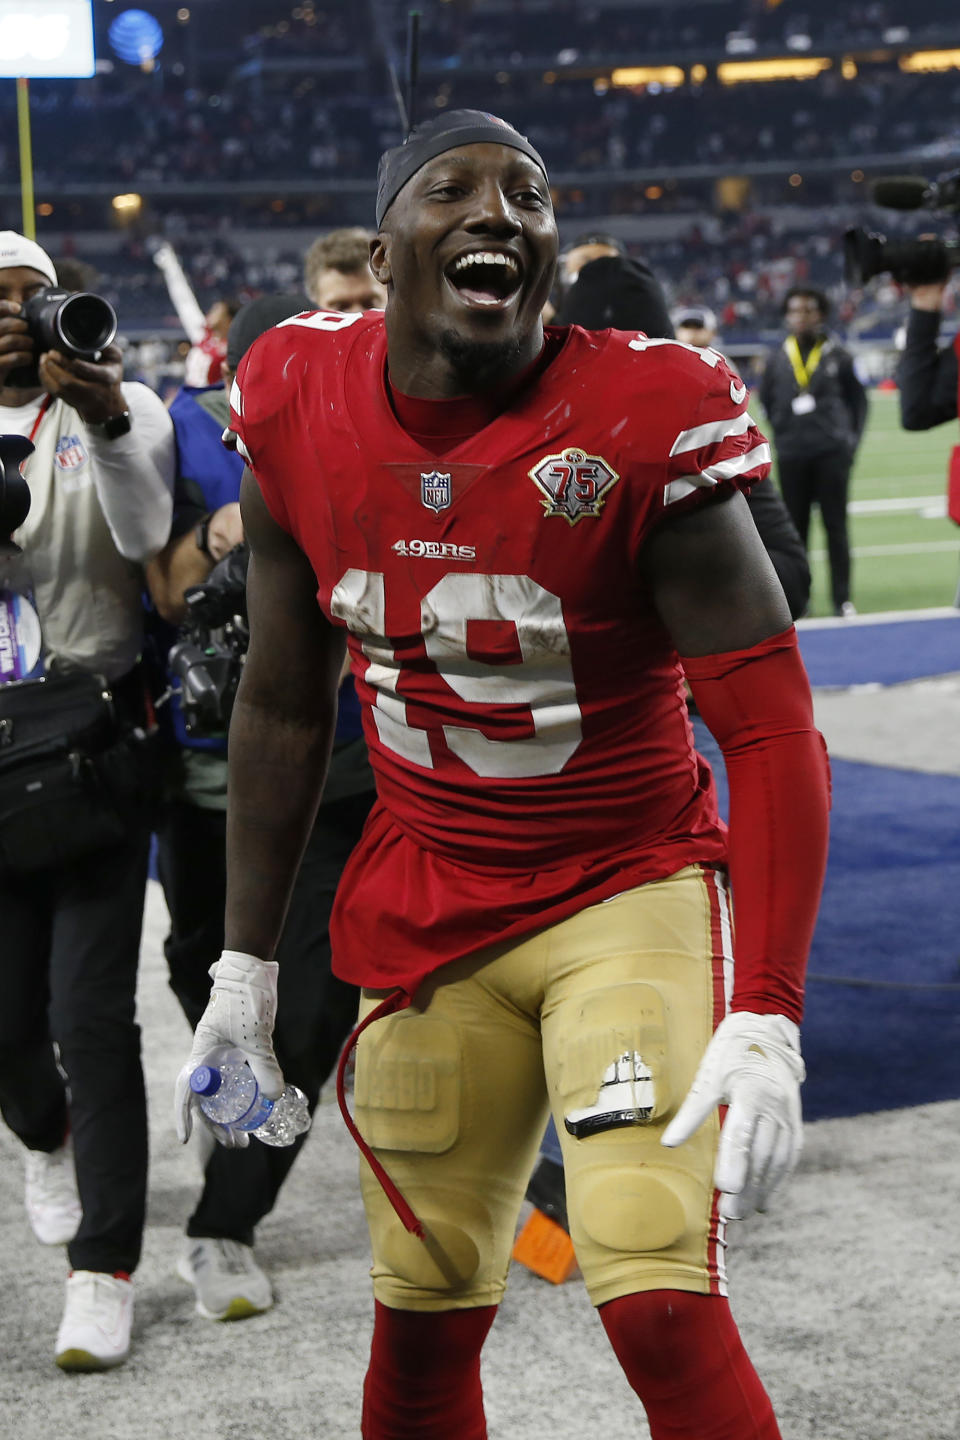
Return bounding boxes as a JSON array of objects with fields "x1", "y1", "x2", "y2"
[
  {"x1": 147, "y1": 294, "x2": 373, "y2": 1323},
  {"x1": 0, "y1": 231, "x2": 174, "y2": 1370}
]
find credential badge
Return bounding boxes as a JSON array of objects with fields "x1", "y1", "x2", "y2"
[
  {"x1": 420, "y1": 470, "x2": 452, "y2": 513},
  {"x1": 529, "y1": 447, "x2": 620, "y2": 524}
]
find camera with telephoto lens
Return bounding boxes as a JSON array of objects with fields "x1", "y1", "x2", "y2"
[
  {"x1": 167, "y1": 544, "x2": 249, "y2": 737},
  {"x1": 844, "y1": 171, "x2": 960, "y2": 287},
  {"x1": 5, "y1": 287, "x2": 119, "y2": 389}
]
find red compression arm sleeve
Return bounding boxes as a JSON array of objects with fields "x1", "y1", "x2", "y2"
[{"x1": 682, "y1": 627, "x2": 830, "y2": 1024}]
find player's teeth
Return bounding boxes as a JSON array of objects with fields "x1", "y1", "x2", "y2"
[{"x1": 454, "y1": 252, "x2": 518, "y2": 273}]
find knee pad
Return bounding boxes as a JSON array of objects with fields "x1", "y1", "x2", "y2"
[
  {"x1": 355, "y1": 1011, "x2": 461, "y2": 1154},
  {"x1": 554, "y1": 982, "x2": 675, "y2": 1140},
  {"x1": 577, "y1": 1163, "x2": 703, "y2": 1254},
  {"x1": 378, "y1": 1215, "x2": 481, "y2": 1293}
]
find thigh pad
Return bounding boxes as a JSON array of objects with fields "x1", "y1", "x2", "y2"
[{"x1": 355, "y1": 1011, "x2": 461, "y2": 1154}]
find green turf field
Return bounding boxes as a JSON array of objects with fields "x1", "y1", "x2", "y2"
[{"x1": 759, "y1": 388, "x2": 959, "y2": 616}]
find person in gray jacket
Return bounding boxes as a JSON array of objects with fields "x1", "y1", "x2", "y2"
[
  {"x1": 0, "y1": 232, "x2": 174, "y2": 1372},
  {"x1": 759, "y1": 286, "x2": 867, "y2": 616}
]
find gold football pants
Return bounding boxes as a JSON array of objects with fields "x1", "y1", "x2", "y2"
[{"x1": 353, "y1": 864, "x2": 733, "y2": 1311}]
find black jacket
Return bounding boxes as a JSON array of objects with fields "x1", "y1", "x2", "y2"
[
  {"x1": 897, "y1": 308, "x2": 958, "y2": 430},
  {"x1": 759, "y1": 335, "x2": 867, "y2": 462},
  {"x1": 743, "y1": 475, "x2": 810, "y2": 619}
]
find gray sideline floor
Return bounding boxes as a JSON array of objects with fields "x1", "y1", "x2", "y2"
[{"x1": 0, "y1": 879, "x2": 957, "y2": 1439}]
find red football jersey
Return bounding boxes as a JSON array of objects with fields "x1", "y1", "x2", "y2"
[
  {"x1": 184, "y1": 330, "x2": 227, "y2": 388},
  {"x1": 231, "y1": 313, "x2": 771, "y2": 993}
]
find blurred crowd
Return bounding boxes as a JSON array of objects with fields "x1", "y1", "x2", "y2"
[
  {"x1": 2, "y1": 0, "x2": 956, "y2": 359},
  {"x1": 7, "y1": 49, "x2": 960, "y2": 192}
]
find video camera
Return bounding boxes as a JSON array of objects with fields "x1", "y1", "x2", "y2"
[
  {"x1": 844, "y1": 171, "x2": 960, "y2": 286},
  {"x1": 6, "y1": 287, "x2": 118, "y2": 389},
  {"x1": 167, "y1": 544, "x2": 249, "y2": 737}
]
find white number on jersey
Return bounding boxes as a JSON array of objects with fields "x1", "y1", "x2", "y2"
[
  {"x1": 275, "y1": 310, "x2": 365, "y2": 333},
  {"x1": 329, "y1": 570, "x2": 583, "y2": 778},
  {"x1": 628, "y1": 335, "x2": 722, "y2": 368}
]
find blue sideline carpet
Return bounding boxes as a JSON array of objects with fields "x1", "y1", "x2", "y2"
[
  {"x1": 797, "y1": 610, "x2": 960, "y2": 687},
  {"x1": 802, "y1": 759, "x2": 960, "y2": 1120},
  {"x1": 704, "y1": 611, "x2": 960, "y2": 1122}
]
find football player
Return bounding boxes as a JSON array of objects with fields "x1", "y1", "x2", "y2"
[{"x1": 176, "y1": 111, "x2": 830, "y2": 1439}]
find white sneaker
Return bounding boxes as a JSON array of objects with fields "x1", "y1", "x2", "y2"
[
  {"x1": 177, "y1": 1237, "x2": 273, "y2": 1321},
  {"x1": 838, "y1": 601, "x2": 858, "y2": 618},
  {"x1": 25, "y1": 1139, "x2": 82, "y2": 1245},
  {"x1": 55, "y1": 1271, "x2": 133, "y2": 1371}
]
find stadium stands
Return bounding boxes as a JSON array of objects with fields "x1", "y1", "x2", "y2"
[{"x1": 2, "y1": 0, "x2": 958, "y2": 354}]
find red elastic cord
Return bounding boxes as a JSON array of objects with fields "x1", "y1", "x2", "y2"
[
  {"x1": 336, "y1": 988, "x2": 426, "y2": 1240},
  {"x1": 682, "y1": 626, "x2": 831, "y2": 1024}
]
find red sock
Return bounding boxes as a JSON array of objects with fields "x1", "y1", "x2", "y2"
[
  {"x1": 361, "y1": 1300, "x2": 497, "y2": 1440},
  {"x1": 599, "y1": 1290, "x2": 781, "y2": 1440}
]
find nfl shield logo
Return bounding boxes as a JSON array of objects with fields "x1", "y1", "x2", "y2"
[
  {"x1": 54, "y1": 435, "x2": 88, "y2": 471},
  {"x1": 420, "y1": 470, "x2": 452, "y2": 513}
]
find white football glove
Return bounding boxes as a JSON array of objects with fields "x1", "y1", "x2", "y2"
[
  {"x1": 174, "y1": 950, "x2": 284, "y2": 1149},
  {"x1": 661, "y1": 1011, "x2": 805, "y2": 1221}
]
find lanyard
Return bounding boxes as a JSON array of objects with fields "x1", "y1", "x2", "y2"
[
  {"x1": 785, "y1": 335, "x2": 824, "y2": 391},
  {"x1": 27, "y1": 393, "x2": 54, "y2": 446}
]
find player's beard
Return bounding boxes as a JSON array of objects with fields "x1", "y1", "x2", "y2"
[{"x1": 437, "y1": 328, "x2": 524, "y2": 391}]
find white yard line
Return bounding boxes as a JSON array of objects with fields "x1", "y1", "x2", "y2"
[
  {"x1": 809, "y1": 540, "x2": 958, "y2": 560},
  {"x1": 848, "y1": 495, "x2": 946, "y2": 516},
  {"x1": 798, "y1": 605, "x2": 959, "y2": 629}
]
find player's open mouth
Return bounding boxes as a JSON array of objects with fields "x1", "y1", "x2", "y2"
[{"x1": 444, "y1": 249, "x2": 523, "y2": 310}]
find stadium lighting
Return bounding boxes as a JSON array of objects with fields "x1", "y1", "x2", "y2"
[
  {"x1": 899, "y1": 49, "x2": 960, "y2": 73},
  {"x1": 842, "y1": 57, "x2": 858, "y2": 79},
  {"x1": 611, "y1": 66, "x2": 685, "y2": 89},
  {"x1": 717, "y1": 56, "x2": 831, "y2": 84},
  {"x1": 112, "y1": 193, "x2": 143, "y2": 214}
]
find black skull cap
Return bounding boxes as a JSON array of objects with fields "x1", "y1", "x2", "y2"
[
  {"x1": 226, "y1": 292, "x2": 313, "y2": 370},
  {"x1": 376, "y1": 109, "x2": 548, "y2": 227}
]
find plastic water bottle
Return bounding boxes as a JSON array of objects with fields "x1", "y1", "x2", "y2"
[{"x1": 189, "y1": 1046, "x2": 311, "y2": 1147}]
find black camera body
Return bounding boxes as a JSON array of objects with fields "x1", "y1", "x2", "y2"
[
  {"x1": 168, "y1": 544, "x2": 249, "y2": 737},
  {"x1": 844, "y1": 170, "x2": 960, "y2": 287},
  {"x1": 6, "y1": 287, "x2": 118, "y2": 389}
]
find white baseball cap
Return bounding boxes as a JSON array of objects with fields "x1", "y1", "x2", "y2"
[
  {"x1": 0, "y1": 232, "x2": 57, "y2": 287},
  {"x1": 672, "y1": 305, "x2": 718, "y2": 334}
]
